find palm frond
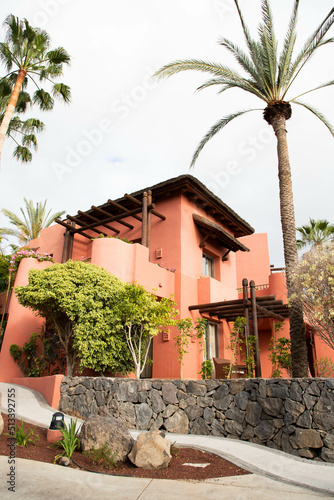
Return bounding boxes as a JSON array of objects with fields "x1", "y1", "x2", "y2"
[
  {"x1": 277, "y1": 0, "x2": 299, "y2": 93},
  {"x1": 22, "y1": 133, "x2": 38, "y2": 151},
  {"x1": 44, "y1": 210, "x2": 66, "y2": 228},
  {"x1": 285, "y1": 7, "x2": 334, "y2": 95},
  {"x1": 0, "y1": 42, "x2": 14, "y2": 71},
  {"x1": 218, "y1": 38, "x2": 257, "y2": 81},
  {"x1": 33, "y1": 88, "x2": 54, "y2": 111},
  {"x1": 47, "y1": 47, "x2": 70, "y2": 66},
  {"x1": 290, "y1": 80, "x2": 334, "y2": 101},
  {"x1": 291, "y1": 99, "x2": 334, "y2": 136},
  {"x1": 1, "y1": 200, "x2": 66, "y2": 244},
  {"x1": 52, "y1": 83, "x2": 71, "y2": 103},
  {"x1": 15, "y1": 91, "x2": 32, "y2": 113},
  {"x1": 154, "y1": 59, "x2": 243, "y2": 81},
  {"x1": 22, "y1": 118, "x2": 45, "y2": 132},
  {"x1": 155, "y1": 59, "x2": 267, "y2": 102},
  {"x1": 257, "y1": 0, "x2": 277, "y2": 94},
  {"x1": 190, "y1": 109, "x2": 259, "y2": 168},
  {"x1": 13, "y1": 145, "x2": 32, "y2": 163}
]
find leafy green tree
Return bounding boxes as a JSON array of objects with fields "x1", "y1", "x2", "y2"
[
  {"x1": 155, "y1": 1, "x2": 334, "y2": 378},
  {"x1": 291, "y1": 244, "x2": 334, "y2": 352},
  {"x1": 0, "y1": 14, "x2": 71, "y2": 162},
  {"x1": 0, "y1": 198, "x2": 65, "y2": 245},
  {"x1": 15, "y1": 260, "x2": 133, "y2": 376},
  {"x1": 116, "y1": 282, "x2": 177, "y2": 379},
  {"x1": 296, "y1": 218, "x2": 334, "y2": 250}
]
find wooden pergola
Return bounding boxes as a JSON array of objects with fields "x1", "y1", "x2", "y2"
[
  {"x1": 189, "y1": 278, "x2": 290, "y2": 377},
  {"x1": 56, "y1": 190, "x2": 166, "y2": 262}
]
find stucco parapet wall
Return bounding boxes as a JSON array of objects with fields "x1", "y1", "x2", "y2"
[
  {"x1": 59, "y1": 377, "x2": 334, "y2": 463},
  {"x1": 90, "y1": 238, "x2": 175, "y2": 297}
]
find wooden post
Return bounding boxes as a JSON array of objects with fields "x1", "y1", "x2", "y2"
[
  {"x1": 250, "y1": 280, "x2": 262, "y2": 377},
  {"x1": 147, "y1": 190, "x2": 152, "y2": 258},
  {"x1": 61, "y1": 228, "x2": 70, "y2": 263},
  {"x1": 141, "y1": 191, "x2": 148, "y2": 247},
  {"x1": 242, "y1": 278, "x2": 250, "y2": 344},
  {"x1": 61, "y1": 221, "x2": 75, "y2": 263},
  {"x1": 67, "y1": 223, "x2": 75, "y2": 261}
]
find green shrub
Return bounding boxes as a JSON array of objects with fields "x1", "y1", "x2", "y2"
[
  {"x1": 83, "y1": 444, "x2": 117, "y2": 469},
  {"x1": 6, "y1": 419, "x2": 39, "y2": 447}
]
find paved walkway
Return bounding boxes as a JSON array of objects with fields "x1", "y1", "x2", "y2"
[{"x1": 0, "y1": 382, "x2": 334, "y2": 499}]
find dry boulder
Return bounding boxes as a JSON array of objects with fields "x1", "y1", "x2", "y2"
[
  {"x1": 128, "y1": 430, "x2": 171, "y2": 469},
  {"x1": 78, "y1": 415, "x2": 134, "y2": 462}
]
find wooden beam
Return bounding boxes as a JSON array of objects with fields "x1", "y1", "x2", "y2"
[
  {"x1": 78, "y1": 210, "x2": 120, "y2": 234},
  {"x1": 70, "y1": 207, "x2": 143, "y2": 234},
  {"x1": 189, "y1": 295, "x2": 276, "y2": 311},
  {"x1": 199, "y1": 301, "x2": 251, "y2": 315},
  {"x1": 108, "y1": 198, "x2": 142, "y2": 222},
  {"x1": 199, "y1": 234, "x2": 209, "y2": 248},
  {"x1": 256, "y1": 303, "x2": 285, "y2": 321},
  {"x1": 124, "y1": 193, "x2": 166, "y2": 220},
  {"x1": 66, "y1": 214, "x2": 108, "y2": 236},
  {"x1": 55, "y1": 218, "x2": 95, "y2": 240},
  {"x1": 92, "y1": 205, "x2": 134, "y2": 229},
  {"x1": 55, "y1": 218, "x2": 73, "y2": 231}
]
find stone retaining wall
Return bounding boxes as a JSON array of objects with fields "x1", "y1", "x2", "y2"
[{"x1": 59, "y1": 377, "x2": 334, "y2": 462}]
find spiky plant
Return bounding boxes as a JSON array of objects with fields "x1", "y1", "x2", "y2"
[{"x1": 155, "y1": 0, "x2": 334, "y2": 377}]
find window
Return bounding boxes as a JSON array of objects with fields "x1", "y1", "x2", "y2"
[
  {"x1": 205, "y1": 322, "x2": 219, "y2": 360},
  {"x1": 202, "y1": 253, "x2": 215, "y2": 278}
]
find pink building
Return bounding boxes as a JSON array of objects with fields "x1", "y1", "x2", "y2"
[{"x1": 0, "y1": 175, "x2": 330, "y2": 389}]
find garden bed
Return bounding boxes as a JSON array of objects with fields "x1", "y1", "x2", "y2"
[{"x1": 0, "y1": 414, "x2": 250, "y2": 480}]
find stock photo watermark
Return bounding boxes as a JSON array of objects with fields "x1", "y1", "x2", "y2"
[
  {"x1": 6, "y1": 386, "x2": 16, "y2": 492},
  {"x1": 213, "y1": 0, "x2": 235, "y2": 19},
  {"x1": 206, "y1": 126, "x2": 273, "y2": 196},
  {"x1": 52, "y1": 66, "x2": 159, "y2": 182},
  {"x1": 32, "y1": 0, "x2": 71, "y2": 27}
]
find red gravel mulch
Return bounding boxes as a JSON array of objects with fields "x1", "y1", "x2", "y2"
[{"x1": 0, "y1": 413, "x2": 251, "y2": 481}]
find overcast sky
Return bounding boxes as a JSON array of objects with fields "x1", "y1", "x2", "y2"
[{"x1": 0, "y1": 0, "x2": 333, "y2": 267}]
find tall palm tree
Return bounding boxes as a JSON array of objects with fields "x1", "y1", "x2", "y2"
[
  {"x1": 155, "y1": 0, "x2": 334, "y2": 377},
  {"x1": 296, "y1": 218, "x2": 334, "y2": 250},
  {"x1": 0, "y1": 74, "x2": 45, "y2": 163},
  {"x1": 0, "y1": 198, "x2": 65, "y2": 245},
  {"x1": 0, "y1": 15, "x2": 71, "y2": 162}
]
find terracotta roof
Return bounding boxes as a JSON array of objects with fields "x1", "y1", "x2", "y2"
[
  {"x1": 61, "y1": 174, "x2": 254, "y2": 239},
  {"x1": 122, "y1": 174, "x2": 254, "y2": 238},
  {"x1": 193, "y1": 213, "x2": 250, "y2": 252}
]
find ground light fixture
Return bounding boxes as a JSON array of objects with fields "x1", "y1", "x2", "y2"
[{"x1": 49, "y1": 412, "x2": 65, "y2": 430}]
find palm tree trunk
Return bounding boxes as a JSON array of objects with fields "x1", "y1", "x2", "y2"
[
  {"x1": 0, "y1": 69, "x2": 26, "y2": 158},
  {"x1": 270, "y1": 114, "x2": 309, "y2": 378}
]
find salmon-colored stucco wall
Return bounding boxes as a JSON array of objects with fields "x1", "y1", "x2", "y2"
[
  {"x1": 90, "y1": 237, "x2": 174, "y2": 299},
  {"x1": 236, "y1": 233, "x2": 271, "y2": 287},
  {"x1": 28, "y1": 224, "x2": 65, "y2": 263},
  {"x1": 0, "y1": 258, "x2": 53, "y2": 383},
  {"x1": 12, "y1": 375, "x2": 64, "y2": 409}
]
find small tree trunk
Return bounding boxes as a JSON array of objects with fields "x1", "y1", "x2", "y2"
[
  {"x1": 270, "y1": 115, "x2": 309, "y2": 378},
  {"x1": 0, "y1": 69, "x2": 27, "y2": 157}
]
